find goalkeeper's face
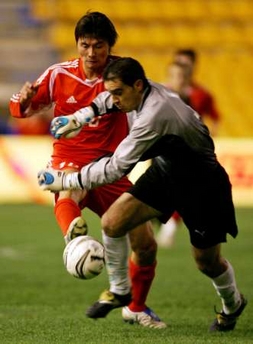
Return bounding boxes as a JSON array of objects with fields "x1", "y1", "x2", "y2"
[
  {"x1": 105, "y1": 78, "x2": 143, "y2": 113},
  {"x1": 77, "y1": 37, "x2": 110, "y2": 74}
]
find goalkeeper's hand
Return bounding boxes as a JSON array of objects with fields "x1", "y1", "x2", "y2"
[
  {"x1": 51, "y1": 107, "x2": 95, "y2": 139},
  {"x1": 37, "y1": 169, "x2": 83, "y2": 192},
  {"x1": 50, "y1": 115, "x2": 82, "y2": 139}
]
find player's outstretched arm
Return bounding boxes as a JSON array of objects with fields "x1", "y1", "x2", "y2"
[
  {"x1": 51, "y1": 107, "x2": 95, "y2": 139},
  {"x1": 38, "y1": 169, "x2": 83, "y2": 191}
]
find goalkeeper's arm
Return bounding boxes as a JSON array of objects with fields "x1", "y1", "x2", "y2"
[
  {"x1": 50, "y1": 106, "x2": 95, "y2": 139},
  {"x1": 38, "y1": 169, "x2": 83, "y2": 191},
  {"x1": 50, "y1": 91, "x2": 117, "y2": 139}
]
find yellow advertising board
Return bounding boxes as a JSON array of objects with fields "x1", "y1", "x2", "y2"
[
  {"x1": 215, "y1": 138, "x2": 253, "y2": 207},
  {"x1": 0, "y1": 136, "x2": 252, "y2": 206}
]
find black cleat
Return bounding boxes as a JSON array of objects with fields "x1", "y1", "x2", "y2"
[
  {"x1": 210, "y1": 294, "x2": 247, "y2": 332},
  {"x1": 86, "y1": 290, "x2": 132, "y2": 318}
]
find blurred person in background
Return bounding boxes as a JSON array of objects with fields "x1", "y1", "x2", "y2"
[
  {"x1": 9, "y1": 11, "x2": 165, "y2": 329},
  {"x1": 164, "y1": 61, "x2": 192, "y2": 104},
  {"x1": 173, "y1": 48, "x2": 220, "y2": 136},
  {"x1": 157, "y1": 50, "x2": 221, "y2": 247}
]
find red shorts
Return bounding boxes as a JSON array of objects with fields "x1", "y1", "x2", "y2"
[
  {"x1": 48, "y1": 156, "x2": 133, "y2": 217},
  {"x1": 79, "y1": 179, "x2": 132, "y2": 217}
]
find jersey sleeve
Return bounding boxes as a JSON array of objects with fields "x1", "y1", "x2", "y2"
[
  {"x1": 91, "y1": 91, "x2": 116, "y2": 115},
  {"x1": 9, "y1": 67, "x2": 53, "y2": 119}
]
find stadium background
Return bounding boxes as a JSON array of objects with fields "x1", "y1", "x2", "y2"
[{"x1": 0, "y1": 0, "x2": 252, "y2": 205}]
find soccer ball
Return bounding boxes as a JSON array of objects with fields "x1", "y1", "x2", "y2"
[{"x1": 63, "y1": 236, "x2": 105, "y2": 280}]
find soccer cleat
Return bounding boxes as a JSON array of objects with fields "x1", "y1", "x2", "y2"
[
  {"x1": 86, "y1": 290, "x2": 132, "y2": 318},
  {"x1": 122, "y1": 306, "x2": 167, "y2": 329},
  {"x1": 209, "y1": 294, "x2": 247, "y2": 332},
  {"x1": 64, "y1": 216, "x2": 88, "y2": 244}
]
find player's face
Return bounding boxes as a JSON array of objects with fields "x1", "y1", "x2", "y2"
[
  {"x1": 168, "y1": 65, "x2": 186, "y2": 92},
  {"x1": 105, "y1": 78, "x2": 143, "y2": 113},
  {"x1": 174, "y1": 54, "x2": 194, "y2": 74},
  {"x1": 77, "y1": 37, "x2": 110, "y2": 74}
]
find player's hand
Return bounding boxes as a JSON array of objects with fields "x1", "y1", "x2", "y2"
[
  {"x1": 38, "y1": 169, "x2": 83, "y2": 191},
  {"x1": 50, "y1": 115, "x2": 82, "y2": 139},
  {"x1": 37, "y1": 169, "x2": 65, "y2": 192},
  {"x1": 20, "y1": 82, "x2": 39, "y2": 111}
]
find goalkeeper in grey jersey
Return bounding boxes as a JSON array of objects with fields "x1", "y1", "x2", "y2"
[{"x1": 39, "y1": 57, "x2": 246, "y2": 333}]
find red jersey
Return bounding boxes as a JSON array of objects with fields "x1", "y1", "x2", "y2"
[
  {"x1": 187, "y1": 82, "x2": 220, "y2": 121},
  {"x1": 9, "y1": 57, "x2": 129, "y2": 165},
  {"x1": 166, "y1": 81, "x2": 220, "y2": 121}
]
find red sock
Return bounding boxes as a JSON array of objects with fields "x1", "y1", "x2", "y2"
[
  {"x1": 128, "y1": 259, "x2": 156, "y2": 312},
  {"x1": 54, "y1": 198, "x2": 81, "y2": 236}
]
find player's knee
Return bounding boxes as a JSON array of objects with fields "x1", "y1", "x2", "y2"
[
  {"x1": 101, "y1": 212, "x2": 124, "y2": 237},
  {"x1": 101, "y1": 214, "x2": 115, "y2": 236}
]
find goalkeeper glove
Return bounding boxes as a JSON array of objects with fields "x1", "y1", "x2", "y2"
[
  {"x1": 50, "y1": 115, "x2": 82, "y2": 139},
  {"x1": 50, "y1": 107, "x2": 95, "y2": 139},
  {"x1": 37, "y1": 169, "x2": 83, "y2": 191}
]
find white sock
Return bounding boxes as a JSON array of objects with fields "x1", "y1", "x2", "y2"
[
  {"x1": 102, "y1": 230, "x2": 131, "y2": 295},
  {"x1": 212, "y1": 261, "x2": 241, "y2": 314}
]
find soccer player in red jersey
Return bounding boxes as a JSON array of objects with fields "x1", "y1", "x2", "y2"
[
  {"x1": 173, "y1": 48, "x2": 220, "y2": 136},
  {"x1": 9, "y1": 12, "x2": 165, "y2": 328}
]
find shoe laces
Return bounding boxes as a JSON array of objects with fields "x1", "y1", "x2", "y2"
[{"x1": 137, "y1": 309, "x2": 167, "y2": 329}]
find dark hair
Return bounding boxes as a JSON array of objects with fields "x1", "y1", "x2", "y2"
[
  {"x1": 103, "y1": 57, "x2": 149, "y2": 88},
  {"x1": 74, "y1": 11, "x2": 118, "y2": 47},
  {"x1": 175, "y1": 49, "x2": 197, "y2": 64}
]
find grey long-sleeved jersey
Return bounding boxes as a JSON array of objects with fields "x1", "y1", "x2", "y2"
[{"x1": 79, "y1": 80, "x2": 217, "y2": 190}]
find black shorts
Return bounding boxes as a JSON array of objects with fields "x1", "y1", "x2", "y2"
[{"x1": 128, "y1": 158, "x2": 238, "y2": 249}]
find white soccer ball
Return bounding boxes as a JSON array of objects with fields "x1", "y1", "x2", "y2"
[{"x1": 63, "y1": 236, "x2": 105, "y2": 280}]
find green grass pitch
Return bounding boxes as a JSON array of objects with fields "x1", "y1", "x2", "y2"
[{"x1": 0, "y1": 204, "x2": 252, "y2": 344}]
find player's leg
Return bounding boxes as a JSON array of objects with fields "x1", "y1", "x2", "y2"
[
  {"x1": 100, "y1": 192, "x2": 167, "y2": 328},
  {"x1": 48, "y1": 159, "x2": 88, "y2": 243},
  {"x1": 184, "y1": 162, "x2": 247, "y2": 332},
  {"x1": 85, "y1": 182, "x2": 166, "y2": 328},
  {"x1": 192, "y1": 244, "x2": 247, "y2": 332},
  {"x1": 102, "y1": 191, "x2": 163, "y2": 237},
  {"x1": 127, "y1": 160, "x2": 163, "y2": 322},
  {"x1": 123, "y1": 221, "x2": 167, "y2": 329},
  {"x1": 54, "y1": 189, "x2": 88, "y2": 243},
  {"x1": 128, "y1": 221, "x2": 157, "y2": 312}
]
